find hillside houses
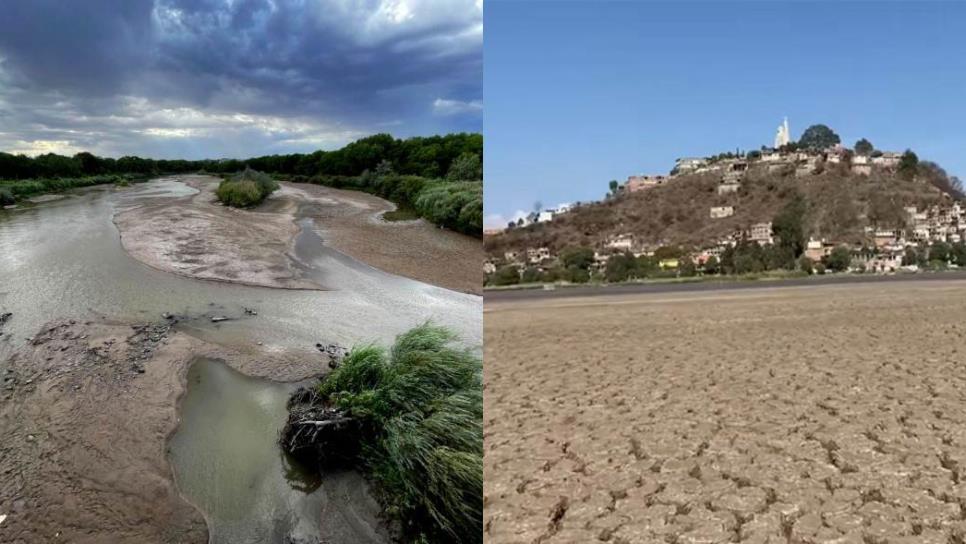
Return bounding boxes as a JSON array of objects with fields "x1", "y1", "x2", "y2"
[{"x1": 625, "y1": 175, "x2": 668, "y2": 192}]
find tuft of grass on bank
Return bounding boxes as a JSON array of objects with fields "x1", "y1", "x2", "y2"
[
  {"x1": 215, "y1": 167, "x2": 279, "y2": 207},
  {"x1": 316, "y1": 323, "x2": 483, "y2": 543},
  {"x1": 382, "y1": 206, "x2": 421, "y2": 222}
]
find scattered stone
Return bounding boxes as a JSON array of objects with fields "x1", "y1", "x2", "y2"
[
  {"x1": 211, "y1": 316, "x2": 230, "y2": 323},
  {"x1": 244, "y1": 307, "x2": 258, "y2": 316},
  {"x1": 25, "y1": 435, "x2": 35, "y2": 442}
]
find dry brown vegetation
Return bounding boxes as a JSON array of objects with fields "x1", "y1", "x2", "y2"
[{"x1": 485, "y1": 163, "x2": 950, "y2": 257}]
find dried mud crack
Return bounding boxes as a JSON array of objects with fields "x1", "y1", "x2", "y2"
[{"x1": 484, "y1": 281, "x2": 966, "y2": 543}]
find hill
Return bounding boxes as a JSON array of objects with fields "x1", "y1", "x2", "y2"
[{"x1": 485, "y1": 157, "x2": 961, "y2": 259}]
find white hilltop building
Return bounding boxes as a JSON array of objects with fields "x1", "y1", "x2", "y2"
[{"x1": 774, "y1": 117, "x2": 791, "y2": 148}]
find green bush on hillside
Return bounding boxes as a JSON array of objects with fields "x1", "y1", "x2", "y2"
[
  {"x1": 215, "y1": 167, "x2": 278, "y2": 207},
  {"x1": 314, "y1": 324, "x2": 482, "y2": 543}
]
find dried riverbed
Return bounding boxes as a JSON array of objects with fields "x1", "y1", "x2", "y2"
[
  {"x1": 0, "y1": 177, "x2": 481, "y2": 542},
  {"x1": 484, "y1": 281, "x2": 966, "y2": 543}
]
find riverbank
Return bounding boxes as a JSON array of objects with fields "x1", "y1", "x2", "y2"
[
  {"x1": 0, "y1": 174, "x2": 138, "y2": 206},
  {"x1": 283, "y1": 181, "x2": 484, "y2": 294},
  {"x1": 0, "y1": 316, "x2": 371, "y2": 543},
  {"x1": 113, "y1": 175, "x2": 483, "y2": 294}
]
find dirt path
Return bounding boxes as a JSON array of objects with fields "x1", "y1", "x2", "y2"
[
  {"x1": 114, "y1": 175, "x2": 482, "y2": 294},
  {"x1": 484, "y1": 281, "x2": 966, "y2": 543},
  {"x1": 0, "y1": 318, "x2": 330, "y2": 543}
]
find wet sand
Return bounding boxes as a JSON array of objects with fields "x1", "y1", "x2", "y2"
[
  {"x1": 0, "y1": 317, "x2": 342, "y2": 543},
  {"x1": 114, "y1": 176, "x2": 482, "y2": 294},
  {"x1": 282, "y1": 182, "x2": 483, "y2": 295},
  {"x1": 115, "y1": 176, "x2": 316, "y2": 290},
  {"x1": 484, "y1": 280, "x2": 966, "y2": 543}
]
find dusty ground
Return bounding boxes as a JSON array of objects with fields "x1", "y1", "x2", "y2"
[
  {"x1": 282, "y1": 182, "x2": 483, "y2": 295},
  {"x1": 484, "y1": 280, "x2": 966, "y2": 543},
  {"x1": 0, "y1": 317, "x2": 331, "y2": 544},
  {"x1": 115, "y1": 175, "x2": 482, "y2": 294}
]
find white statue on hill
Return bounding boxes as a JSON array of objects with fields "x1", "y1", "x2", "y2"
[{"x1": 774, "y1": 117, "x2": 791, "y2": 149}]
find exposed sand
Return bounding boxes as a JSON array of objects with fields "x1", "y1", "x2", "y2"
[
  {"x1": 282, "y1": 182, "x2": 483, "y2": 295},
  {"x1": 114, "y1": 175, "x2": 482, "y2": 294},
  {"x1": 484, "y1": 281, "x2": 966, "y2": 543},
  {"x1": 0, "y1": 318, "x2": 333, "y2": 543},
  {"x1": 115, "y1": 175, "x2": 316, "y2": 290}
]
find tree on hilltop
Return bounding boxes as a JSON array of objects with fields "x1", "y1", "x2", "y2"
[
  {"x1": 898, "y1": 149, "x2": 919, "y2": 180},
  {"x1": 854, "y1": 138, "x2": 874, "y2": 156},
  {"x1": 798, "y1": 124, "x2": 841, "y2": 150}
]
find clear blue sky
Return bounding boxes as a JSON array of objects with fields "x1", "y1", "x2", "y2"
[{"x1": 484, "y1": 0, "x2": 966, "y2": 228}]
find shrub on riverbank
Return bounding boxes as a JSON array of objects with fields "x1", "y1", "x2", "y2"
[
  {"x1": 215, "y1": 168, "x2": 278, "y2": 207},
  {"x1": 280, "y1": 172, "x2": 483, "y2": 236},
  {"x1": 0, "y1": 174, "x2": 132, "y2": 202},
  {"x1": 283, "y1": 324, "x2": 482, "y2": 543}
]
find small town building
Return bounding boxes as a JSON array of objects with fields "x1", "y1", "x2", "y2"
[
  {"x1": 675, "y1": 157, "x2": 707, "y2": 173},
  {"x1": 872, "y1": 151, "x2": 902, "y2": 168},
  {"x1": 527, "y1": 247, "x2": 552, "y2": 264},
  {"x1": 606, "y1": 233, "x2": 634, "y2": 251},
  {"x1": 749, "y1": 222, "x2": 773, "y2": 244},
  {"x1": 625, "y1": 175, "x2": 667, "y2": 192},
  {"x1": 710, "y1": 206, "x2": 735, "y2": 219}
]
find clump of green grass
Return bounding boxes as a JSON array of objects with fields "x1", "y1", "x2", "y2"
[
  {"x1": 215, "y1": 167, "x2": 279, "y2": 207},
  {"x1": 382, "y1": 206, "x2": 421, "y2": 222},
  {"x1": 315, "y1": 323, "x2": 482, "y2": 543},
  {"x1": 0, "y1": 187, "x2": 14, "y2": 205}
]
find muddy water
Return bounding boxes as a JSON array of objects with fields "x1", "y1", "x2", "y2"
[
  {"x1": 0, "y1": 178, "x2": 481, "y2": 364},
  {"x1": 168, "y1": 358, "x2": 388, "y2": 543},
  {"x1": 0, "y1": 177, "x2": 480, "y2": 541}
]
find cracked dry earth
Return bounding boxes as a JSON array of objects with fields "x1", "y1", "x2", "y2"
[{"x1": 484, "y1": 281, "x2": 966, "y2": 544}]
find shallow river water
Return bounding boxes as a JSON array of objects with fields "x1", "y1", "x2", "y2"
[
  {"x1": 0, "y1": 178, "x2": 481, "y2": 542},
  {"x1": 0, "y1": 178, "x2": 481, "y2": 361}
]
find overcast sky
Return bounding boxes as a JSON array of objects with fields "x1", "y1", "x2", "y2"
[{"x1": 0, "y1": 0, "x2": 482, "y2": 160}]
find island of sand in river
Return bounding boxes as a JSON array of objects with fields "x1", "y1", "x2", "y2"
[
  {"x1": 114, "y1": 175, "x2": 483, "y2": 294},
  {"x1": 0, "y1": 175, "x2": 481, "y2": 542}
]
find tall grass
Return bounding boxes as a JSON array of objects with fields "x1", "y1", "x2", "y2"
[
  {"x1": 215, "y1": 167, "x2": 279, "y2": 207},
  {"x1": 316, "y1": 323, "x2": 482, "y2": 543}
]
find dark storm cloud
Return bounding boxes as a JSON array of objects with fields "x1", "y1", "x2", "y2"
[{"x1": 0, "y1": 0, "x2": 482, "y2": 158}]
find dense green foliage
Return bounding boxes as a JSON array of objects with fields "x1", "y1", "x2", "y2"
[
  {"x1": 854, "y1": 138, "x2": 874, "y2": 155},
  {"x1": 0, "y1": 133, "x2": 482, "y2": 232},
  {"x1": 445, "y1": 152, "x2": 483, "y2": 181},
  {"x1": 317, "y1": 324, "x2": 482, "y2": 543},
  {"x1": 798, "y1": 124, "x2": 841, "y2": 149},
  {"x1": 283, "y1": 170, "x2": 483, "y2": 236},
  {"x1": 825, "y1": 246, "x2": 853, "y2": 272},
  {"x1": 771, "y1": 194, "x2": 807, "y2": 266},
  {"x1": 0, "y1": 133, "x2": 482, "y2": 181},
  {"x1": 215, "y1": 168, "x2": 279, "y2": 207},
  {"x1": 0, "y1": 174, "x2": 134, "y2": 203},
  {"x1": 899, "y1": 149, "x2": 920, "y2": 180}
]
